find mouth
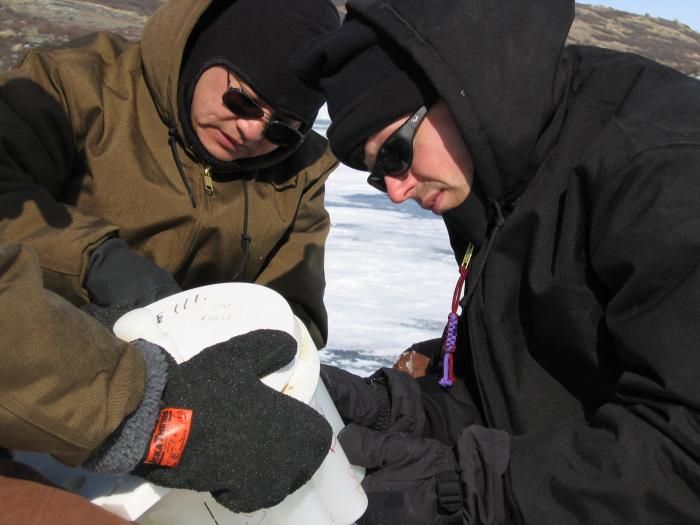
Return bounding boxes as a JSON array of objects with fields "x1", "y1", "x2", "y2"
[
  {"x1": 420, "y1": 191, "x2": 443, "y2": 214},
  {"x1": 217, "y1": 129, "x2": 245, "y2": 151}
]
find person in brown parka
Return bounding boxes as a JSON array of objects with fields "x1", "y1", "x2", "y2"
[
  {"x1": 0, "y1": 242, "x2": 144, "y2": 523},
  {"x1": 0, "y1": 0, "x2": 343, "y2": 522},
  {"x1": 0, "y1": 242, "x2": 334, "y2": 522},
  {"x1": 0, "y1": 0, "x2": 340, "y2": 349}
]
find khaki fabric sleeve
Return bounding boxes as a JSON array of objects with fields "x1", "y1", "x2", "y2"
[
  {"x1": 0, "y1": 244, "x2": 145, "y2": 466},
  {"x1": 256, "y1": 147, "x2": 339, "y2": 348},
  {"x1": 0, "y1": 42, "x2": 121, "y2": 304}
]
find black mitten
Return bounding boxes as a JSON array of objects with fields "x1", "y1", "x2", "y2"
[
  {"x1": 321, "y1": 366, "x2": 462, "y2": 523},
  {"x1": 134, "y1": 330, "x2": 332, "y2": 513},
  {"x1": 320, "y1": 365, "x2": 480, "y2": 446},
  {"x1": 81, "y1": 303, "x2": 131, "y2": 330},
  {"x1": 319, "y1": 364, "x2": 394, "y2": 430},
  {"x1": 321, "y1": 364, "x2": 435, "y2": 437},
  {"x1": 85, "y1": 238, "x2": 181, "y2": 308},
  {"x1": 339, "y1": 424, "x2": 463, "y2": 525},
  {"x1": 339, "y1": 423, "x2": 511, "y2": 525},
  {"x1": 321, "y1": 367, "x2": 510, "y2": 524}
]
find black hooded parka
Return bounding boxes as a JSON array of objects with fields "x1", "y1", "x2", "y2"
[{"x1": 348, "y1": 0, "x2": 700, "y2": 522}]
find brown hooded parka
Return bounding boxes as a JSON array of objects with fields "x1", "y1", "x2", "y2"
[{"x1": 0, "y1": 0, "x2": 338, "y2": 349}]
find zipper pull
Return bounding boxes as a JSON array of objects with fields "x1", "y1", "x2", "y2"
[
  {"x1": 460, "y1": 243, "x2": 474, "y2": 272},
  {"x1": 203, "y1": 166, "x2": 214, "y2": 196},
  {"x1": 439, "y1": 242, "x2": 474, "y2": 389}
]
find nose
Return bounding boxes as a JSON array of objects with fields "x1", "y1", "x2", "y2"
[
  {"x1": 385, "y1": 172, "x2": 417, "y2": 203},
  {"x1": 236, "y1": 117, "x2": 267, "y2": 143}
]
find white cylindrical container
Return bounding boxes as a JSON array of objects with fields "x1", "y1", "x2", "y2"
[
  {"x1": 111, "y1": 283, "x2": 368, "y2": 525},
  {"x1": 14, "y1": 283, "x2": 367, "y2": 524}
]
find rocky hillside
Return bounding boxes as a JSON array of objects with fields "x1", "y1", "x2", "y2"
[
  {"x1": 1, "y1": 0, "x2": 699, "y2": 76},
  {"x1": 569, "y1": 4, "x2": 700, "y2": 77},
  {"x1": 0, "y1": 0, "x2": 157, "y2": 70}
]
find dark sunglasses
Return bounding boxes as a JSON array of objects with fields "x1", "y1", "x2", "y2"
[
  {"x1": 366, "y1": 106, "x2": 429, "y2": 193},
  {"x1": 222, "y1": 72, "x2": 305, "y2": 147}
]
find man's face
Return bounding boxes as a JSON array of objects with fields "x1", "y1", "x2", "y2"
[
  {"x1": 190, "y1": 66, "x2": 301, "y2": 161},
  {"x1": 364, "y1": 100, "x2": 474, "y2": 215}
]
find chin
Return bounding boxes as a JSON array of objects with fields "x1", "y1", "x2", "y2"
[
  {"x1": 212, "y1": 152, "x2": 237, "y2": 162},
  {"x1": 205, "y1": 141, "x2": 237, "y2": 162},
  {"x1": 216, "y1": 150, "x2": 239, "y2": 162}
]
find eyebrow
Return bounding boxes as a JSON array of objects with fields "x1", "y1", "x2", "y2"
[
  {"x1": 229, "y1": 71, "x2": 272, "y2": 115},
  {"x1": 229, "y1": 70, "x2": 302, "y2": 128},
  {"x1": 363, "y1": 129, "x2": 389, "y2": 171},
  {"x1": 363, "y1": 146, "x2": 376, "y2": 171}
]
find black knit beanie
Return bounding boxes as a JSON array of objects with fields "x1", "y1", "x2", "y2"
[
  {"x1": 179, "y1": 0, "x2": 339, "y2": 171},
  {"x1": 291, "y1": 13, "x2": 436, "y2": 170}
]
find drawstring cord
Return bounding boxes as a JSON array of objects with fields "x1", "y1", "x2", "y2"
[
  {"x1": 169, "y1": 128, "x2": 197, "y2": 208},
  {"x1": 439, "y1": 199, "x2": 506, "y2": 388},
  {"x1": 439, "y1": 243, "x2": 474, "y2": 387},
  {"x1": 231, "y1": 179, "x2": 252, "y2": 281}
]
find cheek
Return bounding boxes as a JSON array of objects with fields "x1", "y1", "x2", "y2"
[
  {"x1": 191, "y1": 91, "x2": 222, "y2": 127},
  {"x1": 411, "y1": 141, "x2": 439, "y2": 175},
  {"x1": 190, "y1": 83, "x2": 204, "y2": 117},
  {"x1": 190, "y1": 101, "x2": 208, "y2": 129},
  {"x1": 441, "y1": 143, "x2": 473, "y2": 194},
  {"x1": 413, "y1": 142, "x2": 469, "y2": 188}
]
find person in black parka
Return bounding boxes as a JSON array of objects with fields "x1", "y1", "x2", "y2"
[{"x1": 292, "y1": 0, "x2": 700, "y2": 523}]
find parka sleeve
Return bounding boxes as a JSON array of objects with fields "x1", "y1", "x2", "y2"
[
  {"x1": 255, "y1": 147, "x2": 338, "y2": 348},
  {"x1": 502, "y1": 146, "x2": 700, "y2": 523},
  {"x1": 0, "y1": 243, "x2": 145, "y2": 467},
  {"x1": 0, "y1": 48, "x2": 119, "y2": 304}
]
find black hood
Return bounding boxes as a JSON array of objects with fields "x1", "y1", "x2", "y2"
[
  {"x1": 345, "y1": 0, "x2": 574, "y2": 207},
  {"x1": 177, "y1": 59, "x2": 311, "y2": 175},
  {"x1": 177, "y1": 0, "x2": 339, "y2": 174}
]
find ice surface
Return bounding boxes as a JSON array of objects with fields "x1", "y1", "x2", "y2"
[{"x1": 315, "y1": 106, "x2": 455, "y2": 376}]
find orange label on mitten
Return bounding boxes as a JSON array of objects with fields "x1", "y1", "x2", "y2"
[{"x1": 144, "y1": 408, "x2": 193, "y2": 467}]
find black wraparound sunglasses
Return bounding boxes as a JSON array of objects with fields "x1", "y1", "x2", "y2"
[
  {"x1": 222, "y1": 72, "x2": 305, "y2": 147},
  {"x1": 366, "y1": 106, "x2": 429, "y2": 193}
]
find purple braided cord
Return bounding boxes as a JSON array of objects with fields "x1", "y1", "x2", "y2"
[{"x1": 439, "y1": 312, "x2": 460, "y2": 387}]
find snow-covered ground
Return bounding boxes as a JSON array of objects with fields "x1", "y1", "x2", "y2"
[{"x1": 313, "y1": 106, "x2": 456, "y2": 376}]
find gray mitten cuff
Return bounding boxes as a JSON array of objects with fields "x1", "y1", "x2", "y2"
[{"x1": 82, "y1": 340, "x2": 169, "y2": 473}]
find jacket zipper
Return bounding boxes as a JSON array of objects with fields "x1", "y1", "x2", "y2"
[
  {"x1": 462, "y1": 201, "x2": 506, "y2": 428},
  {"x1": 203, "y1": 166, "x2": 214, "y2": 196},
  {"x1": 469, "y1": 307, "x2": 495, "y2": 427},
  {"x1": 465, "y1": 250, "x2": 496, "y2": 427}
]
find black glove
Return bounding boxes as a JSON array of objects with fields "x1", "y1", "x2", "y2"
[
  {"x1": 85, "y1": 329, "x2": 332, "y2": 514},
  {"x1": 341, "y1": 424, "x2": 463, "y2": 525},
  {"x1": 320, "y1": 366, "x2": 462, "y2": 524},
  {"x1": 85, "y1": 238, "x2": 181, "y2": 308},
  {"x1": 320, "y1": 365, "x2": 481, "y2": 445},
  {"x1": 321, "y1": 366, "x2": 512, "y2": 525}
]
